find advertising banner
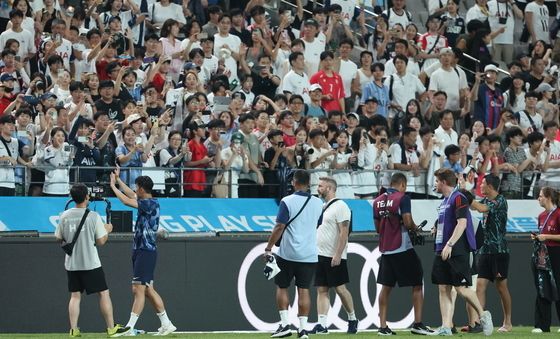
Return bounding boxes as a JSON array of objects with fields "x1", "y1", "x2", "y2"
[{"x1": 0, "y1": 198, "x2": 541, "y2": 233}]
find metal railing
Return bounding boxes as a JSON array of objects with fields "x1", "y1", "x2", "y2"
[{"x1": 0, "y1": 164, "x2": 552, "y2": 200}]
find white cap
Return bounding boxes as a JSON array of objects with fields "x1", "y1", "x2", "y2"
[
  {"x1": 440, "y1": 47, "x2": 453, "y2": 55},
  {"x1": 126, "y1": 113, "x2": 143, "y2": 125},
  {"x1": 309, "y1": 83, "x2": 322, "y2": 92},
  {"x1": 535, "y1": 82, "x2": 555, "y2": 93},
  {"x1": 484, "y1": 64, "x2": 499, "y2": 73}
]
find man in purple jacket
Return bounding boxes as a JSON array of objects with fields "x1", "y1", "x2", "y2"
[{"x1": 431, "y1": 168, "x2": 494, "y2": 336}]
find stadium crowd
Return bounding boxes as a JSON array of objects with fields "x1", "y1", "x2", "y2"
[{"x1": 0, "y1": 0, "x2": 560, "y2": 199}]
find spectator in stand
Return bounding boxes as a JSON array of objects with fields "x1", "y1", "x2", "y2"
[
  {"x1": 535, "y1": 83, "x2": 558, "y2": 124},
  {"x1": 417, "y1": 15, "x2": 448, "y2": 71},
  {"x1": 69, "y1": 118, "x2": 101, "y2": 187},
  {"x1": 116, "y1": 125, "x2": 157, "y2": 189},
  {"x1": 515, "y1": 91, "x2": 544, "y2": 136},
  {"x1": 353, "y1": 126, "x2": 389, "y2": 198},
  {"x1": 237, "y1": 113, "x2": 264, "y2": 198},
  {"x1": 160, "y1": 131, "x2": 191, "y2": 197},
  {"x1": 263, "y1": 129, "x2": 294, "y2": 200},
  {"x1": 360, "y1": 62, "x2": 389, "y2": 118},
  {"x1": 307, "y1": 128, "x2": 335, "y2": 195},
  {"x1": 442, "y1": 144, "x2": 465, "y2": 175},
  {"x1": 278, "y1": 108, "x2": 297, "y2": 147},
  {"x1": 384, "y1": 54, "x2": 426, "y2": 125},
  {"x1": 36, "y1": 126, "x2": 72, "y2": 196},
  {"x1": 0, "y1": 10, "x2": 35, "y2": 68},
  {"x1": 147, "y1": 0, "x2": 186, "y2": 34},
  {"x1": 525, "y1": 57, "x2": 547, "y2": 91},
  {"x1": 435, "y1": 110, "x2": 459, "y2": 152},
  {"x1": 95, "y1": 80, "x2": 124, "y2": 122},
  {"x1": 335, "y1": 38, "x2": 358, "y2": 113},
  {"x1": 473, "y1": 64, "x2": 504, "y2": 130},
  {"x1": 472, "y1": 135, "x2": 500, "y2": 197},
  {"x1": 382, "y1": 0, "x2": 412, "y2": 29},
  {"x1": 352, "y1": 51, "x2": 374, "y2": 104},
  {"x1": 466, "y1": 0, "x2": 490, "y2": 25},
  {"x1": 501, "y1": 127, "x2": 533, "y2": 198},
  {"x1": 441, "y1": 0, "x2": 466, "y2": 48},
  {"x1": 487, "y1": 0, "x2": 523, "y2": 66},
  {"x1": 331, "y1": 129, "x2": 354, "y2": 199},
  {"x1": 428, "y1": 47, "x2": 469, "y2": 113},
  {"x1": 301, "y1": 18, "x2": 326, "y2": 75},
  {"x1": 309, "y1": 51, "x2": 345, "y2": 112},
  {"x1": 0, "y1": 114, "x2": 26, "y2": 196},
  {"x1": 503, "y1": 75, "x2": 526, "y2": 113},
  {"x1": 384, "y1": 39, "x2": 420, "y2": 77},
  {"x1": 524, "y1": 131, "x2": 549, "y2": 198},
  {"x1": 389, "y1": 126, "x2": 422, "y2": 197},
  {"x1": 184, "y1": 120, "x2": 211, "y2": 197},
  {"x1": 282, "y1": 51, "x2": 311, "y2": 103},
  {"x1": 525, "y1": 0, "x2": 550, "y2": 45},
  {"x1": 220, "y1": 132, "x2": 249, "y2": 199}
]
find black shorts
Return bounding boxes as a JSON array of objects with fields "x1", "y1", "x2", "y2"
[
  {"x1": 132, "y1": 249, "x2": 157, "y2": 286},
  {"x1": 67, "y1": 267, "x2": 108, "y2": 294},
  {"x1": 314, "y1": 255, "x2": 350, "y2": 288},
  {"x1": 432, "y1": 254, "x2": 472, "y2": 287},
  {"x1": 377, "y1": 249, "x2": 424, "y2": 287},
  {"x1": 275, "y1": 256, "x2": 316, "y2": 289},
  {"x1": 477, "y1": 253, "x2": 510, "y2": 282}
]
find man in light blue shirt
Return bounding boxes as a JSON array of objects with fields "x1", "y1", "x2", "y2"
[
  {"x1": 265, "y1": 169, "x2": 323, "y2": 339},
  {"x1": 360, "y1": 62, "x2": 389, "y2": 117}
]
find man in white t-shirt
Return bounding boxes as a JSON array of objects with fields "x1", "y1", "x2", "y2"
[
  {"x1": 0, "y1": 10, "x2": 35, "y2": 63},
  {"x1": 389, "y1": 127, "x2": 421, "y2": 195},
  {"x1": 330, "y1": 0, "x2": 357, "y2": 26},
  {"x1": 282, "y1": 51, "x2": 311, "y2": 103},
  {"x1": 336, "y1": 38, "x2": 358, "y2": 112},
  {"x1": 307, "y1": 129, "x2": 335, "y2": 195},
  {"x1": 525, "y1": 0, "x2": 550, "y2": 44},
  {"x1": 382, "y1": 0, "x2": 412, "y2": 28},
  {"x1": 213, "y1": 15, "x2": 242, "y2": 88},
  {"x1": 428, "y1": 47, "x2": 469, "y2": 111},
  {"x1": 384, "y1": 54, "x2": 426, "y2": 120},
  {"x1": 310, "y1": 177, "x2": 358, "y2": 335},
  {"x1": 384, "y1": 39, "x2": 420, "y2": 77},
  {"x1": 302, "y1": 19, "x2": 326, "y2": 75},
  {"x1": 488, "y1": 0, "x2": 523, "y2": 65},
  {"x1": 55, "y1": 183, "x2": 129, "y2": 337},
  {"x1": 51, "y1": 19, "x2": 74, "y2": 71},
  {"x1": 434, "y1": 110, "x2": 459, "y2": 151}
]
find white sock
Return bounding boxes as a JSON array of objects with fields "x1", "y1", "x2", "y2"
[
  {"x1": 298, "y1": 316, "x2": 308, "y2": 332},
  {"x1": 279, "y1": 310, "x2": 289, "y2": 327},
  {"x1": 126, "y1": 312, "x2": 139, "y2": 329},
  {"x1": 157, "y1": 310, "x2": 171, "y2": 327},
  {"x1": 347, "y1": 311, "x2": 357, "y2": 321},
  {"x1": 318, "y1": 314, "x2": 328, "y2": 328}
]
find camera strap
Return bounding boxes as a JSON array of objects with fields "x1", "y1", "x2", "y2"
[
  {"x1": 67, "y1": 209, "x2": 90, "y2": 248},
  {"x1": 523, "y1": 110, "x2": 538, "y2": 132},
  {"x1": 0, "y1": 137, "x2": 13, "y2": 158}
]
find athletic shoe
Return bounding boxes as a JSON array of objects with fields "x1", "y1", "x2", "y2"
[
  {"x1": 297, "y1": 330, "x2": 309, "y2": 339},
  {"x1": 69, "y1": 328, "x2": 81, "y2": 337},
  {"x1": 271, "y1": 325, "x2": 292, "y2": 338},
  {"x1": 309, "y1": 324, "x2": 328, "y2": 334},
  {"x1": 428, "y1": 327, "x2": 452, "y2": 336},
  {"x1": 107, "y1": 324, "x2": 130, "y2": 337},
  {"x1": 479, "y1": 310, "x2": 494, "y2": 336},
  {"x1": 347, "y1": 319, "x2": 358, "y2": 334},
  {"x1": 411, "y1": 322, "x2": 434, "y2": 335},
  {"x1": 378, "y1": 327, "x2": 396, "y2": 336},
  {"x1": 469, "y1": 323, "x2": 483, "y2": 333},
  {"x1": 451, "y1": 326, "x2": 457, "y2": 334},
  {"x1": 154, "y1": 323, "x2": 177, "y2": 336},
  {"x1": 122, "y1": 328, "x2": 146, "y2": 336},
  {"x1": 531, "y1": 328, "x2": 543, "y2": 333}
]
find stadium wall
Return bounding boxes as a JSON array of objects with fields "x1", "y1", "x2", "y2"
[{"x1": 0, "y1": 235, "x2": 542, "y2": 333}]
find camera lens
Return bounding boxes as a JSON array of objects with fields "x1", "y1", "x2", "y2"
[{"x1": 307, "y1": 148, "x2": 314, "y2": 155}]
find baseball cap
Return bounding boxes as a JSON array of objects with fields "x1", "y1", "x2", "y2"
[
  {"x1": 40, "y1": 92, "x2": 57, "y2": 100},
  {"x1": 303, "y1": 19, "x2": 319, "y2": 28},
  {"x1": 231, "y1": 132, "x2": 245, "y2": 143},
  {"x1": 364, "y1": 96, "x2": 379, "y2": 104},
  {"x1": 0, "y1": 73, "x2": 15, "y2": 82},
  {"x1": 183, "y1": 61, "x2": 198, "y2": 71},
  {"x1": 347, "y1": 112, "x2": 360, "y2": 121},
  {"x1": 535, "y1": 83, "x2": 555, "y2": 93},
  {"x1": 309, "y1": 83, "x2": 322, "y2": 92},
  {"x1": 484, "y1": 64, "x2": 499, "y2": 73},
  {"x1": 439, "y1": 47, "x2": 453, "y2": 55},
  {"x1": 126, "y1": 113, "x2": 144, "y2": 125}
]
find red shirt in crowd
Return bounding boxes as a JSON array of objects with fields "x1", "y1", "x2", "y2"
[
  {"x1": 184, "y1": 139, "x2": 208, "y2": 192},
  {"x1": 309, "y1": 70, "x2": 345, "y2": 112}
]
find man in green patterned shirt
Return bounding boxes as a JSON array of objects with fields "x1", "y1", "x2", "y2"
[{"x1": 470, "y1": 174, "x2": 512, "y2": 332}]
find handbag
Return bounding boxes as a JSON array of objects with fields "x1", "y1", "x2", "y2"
[
  {"x1": 212, "y1": 172, "x2": 229, "y2": 198},
  {"x1": 60, "y1": 209, "x2": 90, "y2": 256},
  {"x1": 275, "y1": 195, "x2": 312, "y2": 246}
]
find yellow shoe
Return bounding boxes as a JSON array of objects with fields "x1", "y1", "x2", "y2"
[
  {"x1": 107, "y1": 324, "x2": 131, "y2": 337},
  {"x1": 69, "y1": 328, "x2": 81, "y2": 337}
]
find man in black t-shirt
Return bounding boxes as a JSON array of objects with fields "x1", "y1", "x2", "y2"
[{"x1": 95, "y1": 80, "x2": 124, "y2": 122}]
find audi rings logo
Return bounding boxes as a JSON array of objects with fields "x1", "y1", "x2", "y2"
[{"x1": 237, "y1": 243, "x2": 416, "y2": 331}]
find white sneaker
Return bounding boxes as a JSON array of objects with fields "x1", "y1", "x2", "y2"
[
  {"x1": 532, "y1": 328, "x2": 543, "y2": 333},
  {"x1": 154, "y1": 323, "x2": 177, "y2": 336},
  {"x1": 479, "y1": 310, "x2": 493, "y2": 336}
]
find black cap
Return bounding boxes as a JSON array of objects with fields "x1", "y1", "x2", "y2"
[{"x1": 303, "y1": 19, "x2": 319, "y2": 28}]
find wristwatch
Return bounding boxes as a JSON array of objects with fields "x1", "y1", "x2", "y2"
[
  {"x1": 265, "y1": 248, "x2": 272, "y2": 252},
  {"x1": 446, "y1": 241, "x2": 454, "y2": 247}
]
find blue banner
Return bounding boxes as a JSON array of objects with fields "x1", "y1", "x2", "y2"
[{"x1": 0, "y1": 198, "x2": 539, "y2": 233}]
